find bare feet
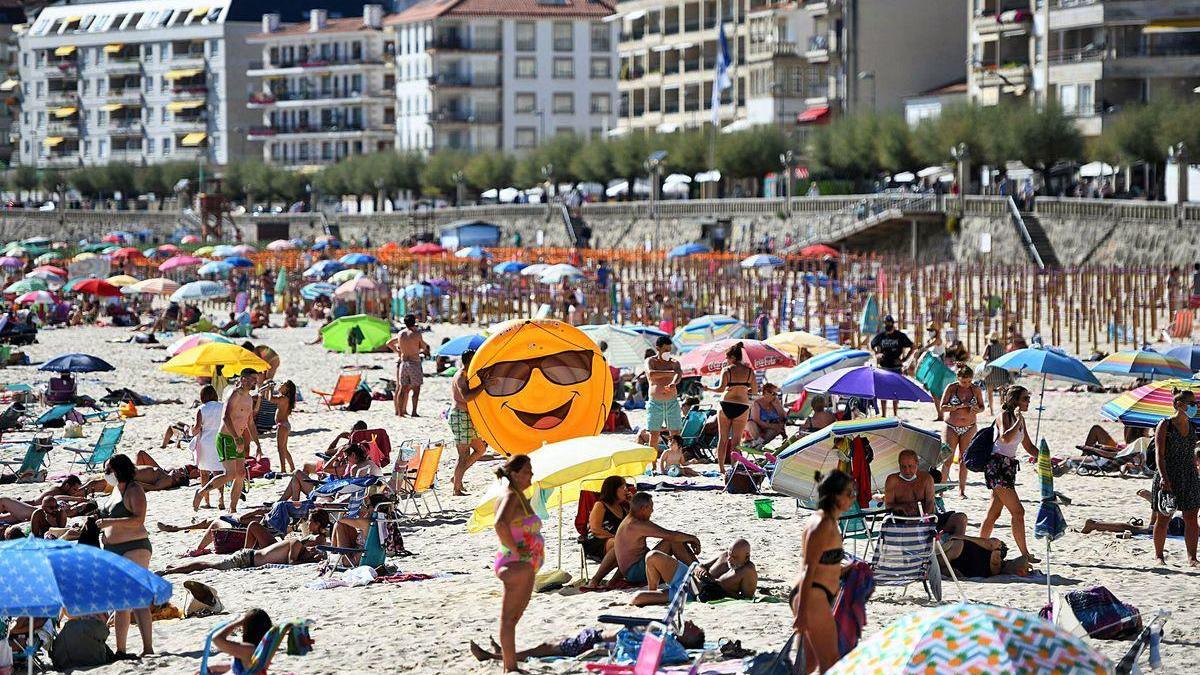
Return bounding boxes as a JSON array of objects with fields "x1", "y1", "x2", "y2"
[
  {"x1": 453, "y1": 489, "x2": 468, "y2": 496},
  {"x1": 156, "y1": 522, "x2": 179, "y2": 532},
  {"x1": 469, "y1": 641, "x2": 495, "y2": 662},
  {"x1": 1080, "y1": 518, "x2": 1096, "y2": 534},
  {"x1": 191, "y1": 489, "x2": 203, "y2": 512}
]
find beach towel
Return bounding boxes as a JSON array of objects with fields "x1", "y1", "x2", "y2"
[
  {"x1": 265, "y1": 500, "x2": 311, "y2": 535},
  {"x1": 850, "y1": 437, "x2": 872, "y2": 509},
  {"x1": 612, "y1": 627, "x2": 690, "y2": 666},
  {"x1": 834, "y1": 561, "x2": 875, "y2": 657}
]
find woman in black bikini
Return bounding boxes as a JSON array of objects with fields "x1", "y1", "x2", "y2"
[
  {"x1": 792, "y1": 470, "x2": 854, "y2": 673},
  {"x1": 940, "y1": 365, "x2": 984, "y2": 498},
  {"x1": 93, "y1": 453, "x2": 154, "y2": 657},
  {"x1": 583, "y1": 476, "x2": 630, "y2": 586},
  {"x1": 705, "y1": 342, "x2": 757, "y2": 475}
]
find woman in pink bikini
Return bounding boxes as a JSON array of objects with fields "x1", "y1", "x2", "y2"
[{"x1": 492, "y1": 454, "x2": 544, "y2": 672}]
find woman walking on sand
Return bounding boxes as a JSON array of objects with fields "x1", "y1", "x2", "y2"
[
  {"x1": 492, "y1": 455, "x2": 543, "y2": 672},
  {"x1": 979, "y1": 386, "x2": 1039, "y2": 563},
  {"x1": 1153, "y1": 390, "x2": 1200, "y2": 566}
]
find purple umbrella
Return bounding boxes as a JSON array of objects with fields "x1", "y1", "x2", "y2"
[
  {"x1": 804, "y1": 365, "x2": 933, "y2": 402},
  {"x1": 0, "y1": 256, "x2": 24, "y2": 269}
]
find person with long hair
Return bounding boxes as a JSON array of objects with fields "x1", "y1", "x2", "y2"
[
  {"x1": 792, "y1": 470, "x2": 854, "y2": 673},
  {"x1": 266, "y1": 380, "x2": 297, "y2": 473},
  {"x1": 940, "y1": 365, "x2": 984, "y2": 498},
  {"x1": 705, "y1": 342, "x2": 757, "y2": 474},
  {"x1": 979, "y1": 386, "x2": 1039, "y2": 562},
  {"x1": 492, "y1": 454, "x2": 544, "y2": 672},
  {"x1": 205, "y1": 608, "x2": 272, "y2": 674},
  {"x1": 584, "y1": 476, "x2": 631, "y2": 586},
  {"x1": 92, "y1": 454, "x2": 154, "y2": 657},
  {"x1": 1153, "y1": 390, "x2": 1200, "y2": 566}
]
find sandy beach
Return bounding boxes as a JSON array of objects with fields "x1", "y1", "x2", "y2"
[{"x1": 3, "y1": 321, "x2": 1195, "y2": 674}]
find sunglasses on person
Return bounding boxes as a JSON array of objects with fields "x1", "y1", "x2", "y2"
[{"x1": 476, "y1": 350, "x2": 594, "y2": 397}]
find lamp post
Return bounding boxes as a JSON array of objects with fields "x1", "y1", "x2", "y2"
[
  {"x1": 451, "y1": 170, "x2": 465, "y2": 207},
  {"x1": 644, "y1": 150, "x2": 667, "y2": 249},
  {"x1": 374, "y1": 177, "x2": 384, "y2": 213},
  {"x1": 779, "y1": 149, "x2": 795, "y2": 213},
  {"x1": 540, "y1": 162, "x2": 555, "y2": 201},
  {"x1": 950, "y1": 141, "x2": 970, "y2": 209},
  {"x1": 856, "y1": 70, "x2": 876, "y2": 113},
  {"x1": 1169, "y1": 142, "x2": 1188, "y2": 206}
]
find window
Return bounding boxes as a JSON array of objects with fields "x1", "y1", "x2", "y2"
[
  {"x1": 98, "y1": 139, "x2": 106, "y2": 157},
  {"x1": 81, "y1": 80, "x2": 89, "y2": 94},
  {"x1": 1078, "y1": 83, "x2": 1094, "y2": 115},
  {"x1": 590, "y1": 93, "x2": 610, "y2": 114},
  {"x1": 515, "y1": 126, "x2": 536, "y2": 148},
  {"x1": 553, "y1": 57, "x2": 574, "y2": 78},
  {"x1": 162, "y1": 136, "x2": 170, "y2": 154},
  {"x1": 590, "y1": 23, "x2": 610, "y2": 51},
  {"x1": 552, "y1": 92, "x2": 573, "y2": 113},
  {"x1": 1058, "y1": 84, "x2": 1077, "y2": 115},
  {"x1": 147, "y1": 137, "x2": 155, "y2": 153},
  {"x1": 210, "y1": 38, "x2": 219, "y2": 56},
  {"x1": 590, "y1": 57, "x2": 610, "y2": 79},
  {"x1": 553, "y1": 22, "x2": 573, "y2": 51},
  {"x1": 515, "y1": 92, "x2": 536, "y2": 113},
  {"x1": 161, "y1": 108, "x2": 168, "y2": 123},
  {"x1": 515, "y1": 22, "x2": 535, "y2": 51},
  {"x1": 515, "y1": 57, "x2": 536, "y2": 79},
  {"x1": 161, "y1": 77, "x2": 169, "y2": 92},
  {"x1": 555, "y1": 126, "x2": 573, "y2": 136},
  {"x1": 144, "y1": 76, "x2": 152, "y2": 92}
]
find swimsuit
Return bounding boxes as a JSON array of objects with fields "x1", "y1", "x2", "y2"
[
  {"x1": 623, "y1": 556, "x2": 648, "y2": 584},
  {"x1": 944, "y1": 384, "x2": 980, "y2": 436},
  {"x1": 493, "y1": 494, "x2": 544, "y2": 576},
  {"x1": 720, "y1": 371, "x2": 754, "y2": 419},
  {"x1": 98, "y1": 491, "x2": 152, "y2": 556},
  {"x1": 216, "y1": 432, "x2": 244, "y2": 462}
]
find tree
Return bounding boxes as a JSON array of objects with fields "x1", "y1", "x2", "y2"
[
  {"x1": 1000, "y1": 103, "x2": 1082, "y2": 175},
  {"x1": 8, "y1": 166, "x2": 38, "y2": 194},
  {"x1": 100, "y1": 162, "x2": 137, "y2": 199},
  {"x1": 68, "y1": 167, "x2": 100, "y2": 199},
  {"x1": 665, "y1": 129, "x2": 708, "y2": 177},
  {"x1": 464, "y1": 151, "x2": 514, "y2": 193},
  {"x1": 716, "y1": 127, "x2": 786, "y2": 194},
  {"x1": 419, "y1": 150, "x2": 469, "y2": 197},
  {"x1": 570, "y1": 138, "x2": 614, "y2": 190},
  {"x1": 39, "y1": 169, "x2": 64, "y2": 198},
  {"x1": 873, "y1": 114, "x2": 917, "y2": 173}
]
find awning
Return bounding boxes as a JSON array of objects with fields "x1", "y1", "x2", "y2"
[
  {"x1": 52, "y1": 106, "x2": 77, "y2": 118},
  {"x1": 102, "y1": 44, "x2": 123, "y2": 54},
  {"x1": 167, "y1": 100, "x2": 205, "y2": 112},
  {"x1": 43, "y1": 137, "x2": 64, "y2": 147},
  {"x1": 180, "y1": 132, "x2": 207, "y2": 147},
  {"x1": 1143, "y1": 19, "x2": 1200, "y2": 34},
  {"x1": 100, "y1": 103, "x2": 124, "y2": 112},
  {"x1": 190, "y1": 7, "x2": 210, "y2": 17},
  {"x1": 54, "y1": 46, "x2": 76, "y2": 57},
  {"x1": 0, "y1": 79, "x2": 17, "y2": 92},
  {"x1": 164, "y1": 68, "x2": 203, "y2": 80},
  {"x1": 797, "y1": 105, "x2": 830, "y2": 123},
  {"x1": 625, "y1": 9, "x2": 647, "y2": 20}
]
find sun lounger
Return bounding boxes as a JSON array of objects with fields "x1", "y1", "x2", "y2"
[
  {"x1": 0, "y1": 436, "x2": 53, "y2": 482},
  {"x1": 871, "y1": 513, "x2": 965, "y2": 604},
  {"x1": 199, "y1": 619, "x2": 314, "y2": 675},
  {"x1": 31, "y1": 404, "x2": 75, "y2": 428},
  {"x1": 310, "y1": 373, "x2": 361, "y2": 410},
  {"x1": 1169, "y1": 311, "x2": 1194, "y2": 340},
  {"x1": 64, "y1": 423, "x2": 124, "y2": 471}
]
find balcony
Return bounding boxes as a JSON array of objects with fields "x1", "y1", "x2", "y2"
[
  {"x1": 108, "y1": 148, "x2": 143, "y2": 160},
  {"x1": 108, "y1": 119, "x2": 143, "y2": 134},
  {"x1": 44, "y1": 154, "x2": 82, "y2": 167},
  {"x1": 248, "y1": 123, "x2": 369, "y2": 138},
  {"x1": 427, "y1": 73, "x2": 500, "y2": 88},
  {"x1": 248, "y1": 89, "x2": 388, "y2": 108},
  {"x1": 173, "y1": 117, "x2": 208, "y2": 132},
  {"x1": 975, "y1": 62, "x2": 1030, "y2": 88},
  {"x1": 46, "y1": 120, "x2": 79, "y2": 136},
  {"x1": 106, "y1": 58, "x2": 142, "y2": 75},
  {"x1": 45, "y1": 91, "x2": 79, "y2": 106},
  {"x1": 246, "y1": 58, "x2": 385, "y2": 76},
  {"x1": 973, "y1": 10, "x2": 1033, "y2": 36},
  {"x1": 107, "y1": 88, "x2": 143, "y2": 104},
  {"x1": 172, "y1": 85, "x2": 208, "y2": 100},
  {"x1": 1048, "y1": 46, "x2": 1103, "y2": 64},
  {"x1": 433, "y1": 108, "x2": 501, "y2": 124},
  {"x1": 806, "y1": 33, "x2": 830, "y2": 61},
  {"x1": 429, "y1": 35, "x2": 501, "y2": 52},
  {"x1": 43, "y1": 60, "x2": 77, "y2": 75}
]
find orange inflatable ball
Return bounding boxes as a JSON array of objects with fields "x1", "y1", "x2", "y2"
[{"x1": 466, "y1": 319, "x2": 613, "y2": 456}]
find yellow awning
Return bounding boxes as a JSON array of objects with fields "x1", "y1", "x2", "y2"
[
  {"x1": 103, "y1": 43, "x2": 123, "y2": 53},
  {"x1": 100, "y1": 103, "x2": 123, "y2": 112},
  {"x1": 180, "y1": 132, "x2": 207, "y2": 147},
  {"x1": 0, "y1": 79, "x2": 17, "y2": 92},
  {"x1": 54, "y1": 45, "x2": 76, "y2": 57},
  {"x1": 167, "y1": 100, "x2": 205, "y2": 112},
  {"x1": 52, "y1": 106, "x2": 76, "y2": 118},
  {"x1": 164, "y1": 68, "x2": 202, "y2": 80},
  {"x1": 190, "y1": 7, "x2": 210, "y2": 17},
  {"x1": 43, "y1": 137, "x2": 64, "y2": 147},
  {"x1": 1143, "y1": 19, "x2": 1200, "y2": 33},
  {"x1": 65, "y1": 16, "x2": 81, "y2": 22}
]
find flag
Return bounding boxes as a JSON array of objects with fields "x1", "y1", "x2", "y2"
[{"x1": 711, "y1": 21, "x2": 731, "y2": 125}]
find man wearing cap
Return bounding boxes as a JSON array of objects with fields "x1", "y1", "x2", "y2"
[{"x1": 870, "y1": 315, "x2": 913, "y2": 416}]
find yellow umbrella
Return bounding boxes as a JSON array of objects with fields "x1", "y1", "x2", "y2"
[
  {"x1": 766, "y1": 330, "x2": 842, "y2": 357},
  {"x1": 193, "y1": 245, "x2": 215, "y2": 257},
  {"x1": 106, "y1": 274, "x2": 138, "y2": 287},
  {"x1": 73, "y1": 252, "x2": 96, "y2": 262},
  {"x1": 160, "y1": 342, "x2": 269, "y2": 377}
]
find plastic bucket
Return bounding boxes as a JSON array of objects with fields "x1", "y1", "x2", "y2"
[{"x1": 754, "y1": 498, "x2": 774, "y2": 519}]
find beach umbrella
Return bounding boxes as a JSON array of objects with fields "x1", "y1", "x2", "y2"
[
  {"x1": 311, "y1": 238, "x2": 341, "y2": 251},
  {"x1": 161, "y1": 342, "x2": 268, "y2": 377},
  {"x1": 71, "y1": 252, "x2": 96, "y2": 263},
  {"x1": 1091, "y1": 348, "x2": 1192, "y2": 381},
  {"x1": 320, "y1": 314, "x2": 391, "y2": 354},
  {"x1": 275, "y1": 269, "x2": 287, "y2": 296},
  {"x1": 159, "y1": 255, "x2": 204, "y2": 272},
  {"x1": 5, "y1": 278, "x2": 47, "y2": 294},
  {"x1": 1035, "y1": 438, "x2": 1067, "y2": 606},
  {"x1": 193, "y1": 245, "x2": 215, "y2": 257},
  {"x1": 987, "y1": 346, "x2": 1101, "y2": 442},
  {"x1": 105, "y1": 275, "x2": 138, "y2": 287},
  {"x1": 1163, "y1": 344, "x2": 1200, "y2": 371},
  {"x1": 34, "y1": 252, "x2": 63, "y2": 265},
  {"x1": 109, "y1": 247, "x2": 144, "y2": 262},
  {"x1": 299, "y1": 282, "x2": 336, "y2": 300},
  {"x1": 180, "y1": 234, "x2": 200, "y2": 244},
  {"x1": 124, "y1": 277, "x2": 179, "y2": 296},
  {"x1": 0, "y1": 255, "x2": 24, "y2": 269},
  {"x1": 455, "y1": 246, "x2": 491, "y2": 260},
  {"x1": 101, "y1": 232, "x2": 130, "y2": 244},
  {"x1": 402, "y1": 283, "x2": 440, "y2": 299},
  {"x1": 334, "y1": 276, "x2": 378, "y2": 299},
  {"x1": 806, "y1": 365, "x2": 933, "y2": 402},
  {"x1": 740, "y1": 253, "x2": 785, "y2": 269},
  {"x1": 578, "y1": 324, "x2": 656, "y2": 371},
  {"x1": 30, "y1": 264, "x2": 67, "y2": 278},
  {"x1": 15, "y1": 290, "x2": 57, "y2": 306},
  {"x1": 539, "y1": 263, "x2": 584, "y2": 284},
  {"x1": 781, "y1": 348, "x2": 873, "y2": 394},
  {"x1": 232, "y1": 244, "x2": 256, "y2": 256},
  {"x1": 829, "y1": 603, "x2": 1109, "y2": 675},
  {"x1": 197, "y1": 261, "x2": 233, "y2": 276},
  {"x1": 339, "y1": 252, "x2": 377, "y2": 266},
  {"x1": 4, "y1": 245, "x2": 29, "y2": 257},
  {"x1": 766, "y1": 329, "x2": 843, "y2": 358},
  {"x1": 667, "y1": 242, "x2": 710, "y2": 258},
  {"x1": 798, "y1": 244, "x2": 839, "y2": 258},
  {"x1": 209, "y1": 245, "x2": 237, "y2": 258},
  {"x1": 302, "y1": 260, "x2": 345, "y2": 279},
  {"x1": 99, "y1": 245, "x2": 121, "y2": 256},
  {"x1": 771, "y1": 418, "x2": 947, "y2": 503},
  {"x1": 626, "y1": 325, "x2": 670, "y2": 339},
  {"x1": 672, "y1": 314, "x2": 748, "y2": 353},
  {"x1": 166, "y1": 332, "x2": 232, "y2": 357},
  {"x1": 83, "y1": 243, "x2": 112, "y2": 253},
  {"x1": 24, "y1": 271, "x2": 64, "y2": 288},
  {"x1": 408, "y1": 242, "x2": 445, "y2": 255},
  {"x1": 21, "y1": 236, "x2": 51, "y2": 247},
  {"x1": 494, "y1": 260, "x2": 527, "y2": 274},
  {"x1": 1099, "y1": 378, "x2": 1200, "y2": 428},
  {"x1": 328, "y1": 268, "x2": 364, "y2": 285},
  {"x1": 170, "y1": 280, "x2": 229, "y2": 303},
  {"x1": 266, "y1": 239, "x2": 294, "y2": 252},
  {"x1": 519, "y1": 263, "x2": 550, "y2": 277},
  {"x1": 436, "y1": 333, "x2": 487, "y2": 357},
  {"x1": 679, "y1": 338, "x2": 795, "y2": 377},
  {"x1": 72, "y1": 279, "x2": 121, "y2": 297},
  {"x1": 223, "y1": 256, "x2": 254, "y2": 269},
  {"x1": 0, "y1": 537, "x2": 173, "y2": 675},
  {"x1": 142, "y1": 247, "x2": 167, "y2": 260},
  {"x1": 156, "y1": 244, "x2": 181, "y2": 256},
  {"x1": 39, "y1": 353, "x2": 114, "y2": 373}
]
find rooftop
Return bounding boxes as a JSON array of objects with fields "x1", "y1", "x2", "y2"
[
  {"x1": 27, "y1": 0, "x2": 372, "y2": 37},
  {"x1": 388, "y1": 0, "x2": 614, "y2": 24},
  {"x1": 251, "y1": 15, "x2": 384, "y2": 39}
]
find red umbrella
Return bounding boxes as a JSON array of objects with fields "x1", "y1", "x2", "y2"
[
  {"x1": 101, "y1": 234, "x2": 123, "y2": 244},
  {"x1": 111, "y1": 247, "x2": 145, "y2": 261},
  {"x1": 798, "y1": 244, "x2": 839, "y2": 258},
  {"x1": 30, "y1": 265, "x2": 67, "y2": 278},
  {"x1": 72, "y1": 279, "x2": 122, "y2": 297},
  {"x1": 408, "y1": 243, "x2": 446, "y2": 255},
  {"x1": 679, "y1": 339, "x2": 795, "y2": 377},
  {"x1": 157, "y1": 244, "x2": 181, "y2": 255}
]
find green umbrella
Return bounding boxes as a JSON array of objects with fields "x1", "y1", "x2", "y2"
[
  {"x1": 82, "y1": 243, "x2": 110, "y2": 253},
  {"x1": 5, "y1": 278, "x2": 47, "y2": 294},
  {"x1": 34, "y1": 252, "x2": 64, "y2": 265},
  {"x1": 61, "y1": 277, "x2": 90, "y2": 294},
  {"x1": 320, "y1": 314, "x2": 392, "y2": 354}
]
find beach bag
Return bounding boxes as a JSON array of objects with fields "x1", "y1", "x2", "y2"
[
  {"x1": 347, "y1": 387, "x2": 372, "y2": 411},
  {"x1": 612, "y1": 628, "x2": 690, "y2": 666},
  {"x1": 747, "y1": 632, "x2": 802, "y2": 675},
  {"x1": 963, "y1": 422, "x2": 996, "y2": 472},
  {"x1": 212, "y1": 528, "x2": 247, "y2": 555},
  {"x1": 1042, "y1": 586, "x2": 1142, "y2": 640},
  {"x1": 725, "y1": 468, "x2": 763, "y2": 495},
  {"x1": 245, "y1": 456, "x2": 271, "y2": 480}
]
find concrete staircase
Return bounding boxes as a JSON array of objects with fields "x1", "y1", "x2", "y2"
[{"x1": 1018, "y1": 211, "x2": 1061, "y2": 268}]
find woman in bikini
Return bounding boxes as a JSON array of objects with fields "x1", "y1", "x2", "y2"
[
  {"x1": 792, "y1": 470, "x2": 854, "y2": 673},
  {"x1": 266, "y1": 380, "x2": 297, "y2": 474},
  {"x1": 940, "y1": 365, "x2": 985, "y2": 498},
  {"x1": 583, "y1": 476, "x2": 631, "y2": 586},
  {"x1": 492, "y1": 454, "x2": 544, "y2": 673},
  {"x1": 705, "y1": 342, "x2": 758, "y2": 475},
  {"x1": 93, "y1": 453, "x2": 154, "y2": 657}
]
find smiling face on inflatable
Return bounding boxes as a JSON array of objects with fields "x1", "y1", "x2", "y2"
[{"x1": 466, "y1": 319, "x2": 612, "y2": 455}]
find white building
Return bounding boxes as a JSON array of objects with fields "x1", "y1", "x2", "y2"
[
  {"x1": 248, "y1": 6, "x2": 396, "y2": 169},
  {"x1": 388, "y1": 0, "x2": 618, "y2": 153}
]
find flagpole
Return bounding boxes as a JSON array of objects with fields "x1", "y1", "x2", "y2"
[{"x1": 709, "y1": 0, "x2": 722, "y2": 174}]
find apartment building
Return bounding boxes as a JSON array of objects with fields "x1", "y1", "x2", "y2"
[
  {"x1": 389, "y1": 0, "x2": 618, "y2": 153},
  {"x1": 0, "y1": 0, "x2": 25, "y2": 166},
  {"x1": 969, "y1": 0, "x2": 1200, "y2": 137},
  {"x1": 248, "y1": 6, "x2": 395, "y2": 169},
  {"x1": 15, "y1": 0, "x2": 369, "y2": 169}
]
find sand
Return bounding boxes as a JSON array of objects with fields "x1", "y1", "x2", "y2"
[{"x1": 1, "y1": 322, "x2": 1194, "y2": 674}]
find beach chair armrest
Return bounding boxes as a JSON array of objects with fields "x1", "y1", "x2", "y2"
[
  {"x1": 316, "y1": 545, "x2": 365, "y2": 555},
  {"x1": 597, "y1": 614, "x2": 653, "y2": 628}
]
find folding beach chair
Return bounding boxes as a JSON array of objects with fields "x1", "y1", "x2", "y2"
[
  {"x1": 678, "y1": 408, "x2": 716, "y2": 462},
  {"x1": 43, "y1": 375, "x2": 76, "y2": 405},
  {"x1": 310, "y1": 373, "x2": 361, "y2": 410},
  {"x1": 316, "y1": 509, "x2": 390, "y2": 574},
  {"x1": 350, "y1": 428, "x2": 392, "y2": 468},
  {"x1": 585, "y1": 621, "x2": 671, "y2": 675},
  {"x1": 64, "y1": 422, "x2": 124, "y2": 471},
  {"x1": 199, "y1": 619, "x2": 314, "y2": 675},
  {"x1": 870, "y1": 513, "x2": 965, "y2": 603},
  {"x1": 0, "y1": 435, "x2": 52, "y2": 481},
  {"x1": 388, "y1": 441, "x2": 425, "y2": 494},
  {"x1": 1169, "y1": 310, "x2": 1194, "y2": 340},
  {"x1": 254, "y1": 400, "x2": 278, "y2": 434},
  {"x1": 398, "y1": 444, "x2": 443, "y2": 516},
  {"x1": 30, "y1": 404, "x2": 75, "y2": 428}
]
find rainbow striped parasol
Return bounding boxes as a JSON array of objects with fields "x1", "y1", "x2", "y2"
[
  {"x1": 1100, "y1": 378, "x2": 1200, "y2": 428},
  {"x1": 1091, "y1": 348, "x2": 1192, "y2": 380}
]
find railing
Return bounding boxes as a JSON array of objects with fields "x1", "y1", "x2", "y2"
[
  {"x1": 431, "y1": 36, "x2": 501, "y2": 51},
  {"x1": 559, "y1": 203, "x2": 577, "y2": 246},
  {"x1": 1034, "y1": 196, "x2": 1178, "y2": 222},
  {"x1": 963, "y1": 195, "x2": 1008, "y2": 216},
  {"x1": 428, "y1": 73, "x2": 500, "y2": 87},
  {"x1": 108, "y1": 120, "x2": 142, "y2": 132},
  {"x1": 1006, "y1": 195, "x2": 1044, "y2": 270},
  {"x1": 808, "y1": 34, "x2": 829, "y2": 51},
  {"x1": 249, "y1": 124, "x2": 367, "y2": 136},
  {"x1": 1048, "y1": 46, "x2": 1103, "y2": 64},
  {"x1": 248, "y1": 58, "x2": 383, "y2": 70},
  {"x1": 251, "y1": 89, "x2": 382, "y2": 104},
  {"x1": 434, "y1": 109, "x2": 501, "y2": 123}
]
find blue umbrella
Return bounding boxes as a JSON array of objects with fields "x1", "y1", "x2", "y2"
[
  {"x1": 402, "y1": 283, "x2": 440, "y2": 298},
  {"x1": 299, "y1": 282, "x2": 335, "y2": 300},
  {"x1": 455, "y1": 246, "x2": 491, "y2": 260},
  {"x1": 303, "y1": 260, "x2": 345, "y2": 279},
  {"x1": 197, "y1": 261, "x2": 233, "y2": 276},
  {"x1": 987, "y1": 346, "x2": 1101, "y2": 442},
  {"x1": 668, "y1": 242, "x2": 711, "y2": 258},
  {"x1": 781, "y1": 348, "x2": 872, "y2": 394},
  {"x1": 39, "y1": 353, "x2": 114, "y2": 373},
  {"x1": 494, "y1": 260, "x2": 527, "y2": 274},
  {"x1": 436, "y1": 333, "x2": 486, "y2": 357},
  {"x1": 1164, "y1": 344, "x2": 1200, "y2": 372},
  {"x1": 312, "y1": 239, "x2": 341, "y2": 251},
  {"x1": 740, "y1": 254, "x2": 785, "y2": 269},
  {"x1": 223, "y1": 255, "x2": 254, "y2": 268},
  {"x1": 626, "y1": 325, "x2": 670, "y2": 339},
  {"x1": 339, "y1": 252, "x2": 378, "y2": 266}
]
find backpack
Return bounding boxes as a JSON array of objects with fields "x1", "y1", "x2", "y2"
[
  {"x1": 963, "y1": 422, "x2": 996, "y2": 472},
  {"x1": 347, "y1": 387, "x2": 372, "y2": 411},
  {"x1": 1040, "y1": 586, "x2": 1142, "y2": 640}
]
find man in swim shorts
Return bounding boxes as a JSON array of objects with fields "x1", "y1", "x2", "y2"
[
  {"x1": 193, "y1": 368, "x2": 259, "y2": 513},
  {"x1": 386, "y1": 314, "x2": 430, "y2": 417},
  {"x1": 614, "y1": 492, "x2": 700, "y2": 590},
  {"x1": 644, "y1": 336, "x2": 683, "y2": 449}
]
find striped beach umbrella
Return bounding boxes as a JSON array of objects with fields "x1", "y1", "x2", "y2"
[
  {"x1": 15, "y1": 290, "x2": 57, "y2": 306},
  {"x1": 299, "y1": 282, "x2": 335, "y2": 300},
  {"x1": 1091, "y1": 348, "x2": 1192, "y2": 380},
  {"x1": 781, "y1": 348, "x2": 873, "y2": 394},
  {"x1": 328, "y1": 268, "x2": 364, "y2": 285},
  {"x1": 1100, "y1": 378, "x2": 1200, "y2": 428},
  {"x1": 672, "y1": 314, "x2": 748, "y2": 353}
]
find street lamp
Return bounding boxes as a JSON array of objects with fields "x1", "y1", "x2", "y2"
[
  {"x1": 779, "y1": 150, "x2": 795, "y2": 212},
  {"x1": 451, "y1": 170, "x2": 466, "y2": 207},
  {"x1": 644, "y1": 150, "x2": 667, "y2": 249},
  {"x1": 950, "y1": 142, "x2": 970, "y2": 206},
  {"x1": 1169, "y1": 142, "x2": 1188, "y2": 205},
  {"x1": 540, "y1": 162, "x2": 555, "y2": 200},
  {"x1": 856, "y1": 70, "x2": 876, "y2": 113},
  {"x1": 374, "y1": 177, "x2": 384, "y2": 213}
]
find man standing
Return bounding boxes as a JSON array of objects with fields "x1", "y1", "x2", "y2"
[
  {"x1": 387, "y1": 314, "x2": 429, "y2": 417},
  {"x1": 870, "y1": 315, "x2": 913, "y2": 416},
  {"x1": 193, "y1": 368, "x2": 259, "y2": 513},
  {"x1": 644, "y1": 336, "x2": 683, "y2": 449},
  {"x1": 614, "y1": 492, "x2": 701, "y2": 591},
  {"x1": 449, "y1": 349, "x2": 488, "y2": 496}
]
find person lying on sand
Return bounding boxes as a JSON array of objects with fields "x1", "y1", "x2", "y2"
[
  {"x1": 162, "y1": 531, "x2": 325, "y2": 575},
  {"x1": 0, "y1": 476, "x2": 83, "y2": 522},
  {"x1": 469, "y1": 621, "x2": 705, "y2": 664},
  {"x1": 81, "y1": 464, "x2": 194, "y2": 495},
  {"x1": 614, "y1": 492, "x2": 700, "y2": 591},
  {"x1": 939, "y1": 533, "x2": 1033, "y2": 577},
  {"x1": 1079, "y1": 489, "x2": 1187, "y2": 537},
  {"x1": 631, "y1": 539, "x2": 759, "y2": 607}
]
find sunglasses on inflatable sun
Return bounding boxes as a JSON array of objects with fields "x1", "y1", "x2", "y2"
[{"x1": 476, "y1": 350, "x2": 594, "y2": 397}]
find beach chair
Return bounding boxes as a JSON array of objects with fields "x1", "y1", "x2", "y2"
[
  {"x1": 43, "y1": 375, "x2": 76, "y2": 404},
  {"x1": 350, "y1": 428, "x2": 392, "y2": 468},
  {"x1": 310, "y1": 373, "x2": 361, "y2": 410},
  {"x1": 678, "y1": 408, "x2": 717, "y2": 462},
  {"x1": 585, "y1": 621, "x2": 672, "y2": 675},
  {"x1": 316, "y1": 509, "x2": 390, "y2": 574},
  {"x1": 29, "y1": 404, "x2": 75, "y2": 428},
  {"x1": 0, "y1": 436, "x2": 52, "y2": 481},
  {"x1": 1169, "y1": 310, "x2": 1194, "y2": 340},
  {"x1": 254, "y1": 399, "x2": 278, "y2": 434},
  {"x1": 64, "y1": 423, "x2": 124, "y2": 471},
  {"x1": 398, "y1": 444, "x2": 443, "y2": 516},
  {"x1": 388, "y1": 441, "x2": 425, "y2": 494},
  {"x1": 598, "y1": 562, "x2": 697, "y2": 632},
  {"x1": 199, "y1": 619, "x2": 314, "y2": 675},
  {"x1": 870, "y1": 514, "x2": 965, "y2": 603}
]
